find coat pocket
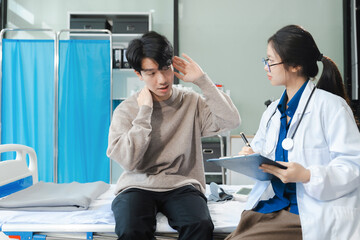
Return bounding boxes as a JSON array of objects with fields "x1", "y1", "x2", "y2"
[{"x1": 332, "y1": 206, "x2": 360, "y2": 240}]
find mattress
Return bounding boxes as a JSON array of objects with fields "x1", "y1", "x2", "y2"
[{"x1": 0, "y1": 184, "x2": 249, "y2": 239}]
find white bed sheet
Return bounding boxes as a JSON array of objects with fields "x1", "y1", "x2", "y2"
[{"x1": 0, "y1": 184, "x2": 249, "y2": 236}]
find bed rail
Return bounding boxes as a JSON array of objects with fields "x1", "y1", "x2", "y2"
[{"x1": 0, "y1": 144, "x2": 38, "y2": 198}]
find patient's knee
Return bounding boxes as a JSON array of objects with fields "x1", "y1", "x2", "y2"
[
  {"x1": 195, "y1": 218, "x2": 214, "y2": 232},
  {"x1": 179, "y1": 218, "x2": 214, "y2": 239}
]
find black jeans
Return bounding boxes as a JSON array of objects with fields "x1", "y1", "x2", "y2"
[{"x1": 111, "y1": 185, "x2": 214, "y2": 240}]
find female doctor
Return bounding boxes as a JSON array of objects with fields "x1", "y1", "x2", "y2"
[{"x1": 226, "y1": 25, "x2": 360, "y2": 240}]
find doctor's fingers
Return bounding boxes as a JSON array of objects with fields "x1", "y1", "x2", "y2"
[
  {"x1": 261, "y1": 162, "x2": 309, "y2": 183},
  {"x1": 260, "y1": 164, "x2": 291, "y2": 183},
  {"x1": 282, "y1": 162, "x2": 311, "y2": 183},
  {"x1": 238, "y1": 146, "x2": 254, "y2": 155}
]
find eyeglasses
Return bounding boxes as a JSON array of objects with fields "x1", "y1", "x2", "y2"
[
  {"x1": 141, "y1": 65, "x2": 173, "y2": 78},
  {"x1": 262, "y1": 58, "x2": 283, "y2": 72}
]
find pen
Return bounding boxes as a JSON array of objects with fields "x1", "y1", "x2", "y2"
[{"x1": 240, "y1": 132, "x2": 251, "y2": 147}]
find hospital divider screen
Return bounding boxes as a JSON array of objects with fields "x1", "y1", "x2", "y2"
[
  {"x1": 1, "y1": 31, "x2": 111, "y2": 183},
  {"x1": 58, "y1": 39, "x2": 110, "y2": 183},
  {"x1": 1, "y1": 39, "x2": 55, "y2": 182}
]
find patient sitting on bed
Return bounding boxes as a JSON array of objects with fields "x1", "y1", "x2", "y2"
[{"x1": 106, "y1": 31, "x2": 240, "y2": 240}]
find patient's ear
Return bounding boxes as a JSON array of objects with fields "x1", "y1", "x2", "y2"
[{"x1": 134, "y1": 70, "x2": 143, "y2": 80}]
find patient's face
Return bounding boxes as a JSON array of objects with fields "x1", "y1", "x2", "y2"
[{"x1": 136, "y1": 57, "x2": 174, "y2": 102}]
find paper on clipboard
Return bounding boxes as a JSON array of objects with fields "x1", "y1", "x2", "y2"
[{"x1": 207, "y1": 153, "x2": 287, "y2": 181}]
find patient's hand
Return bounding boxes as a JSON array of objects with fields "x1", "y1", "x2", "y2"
[
  {"x1": 173, "y1": 54, "x2": 204, "y2": 83},
  {"x1": 137, "y1": 86, "x2": 153, "y2": 108},
  {"x1": 238, "y1": 146, "x2": 254, "y2": 155}
]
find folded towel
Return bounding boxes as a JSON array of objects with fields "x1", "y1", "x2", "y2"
[{"x1": 0, "y1": 181, "x2": 110, "y2": 211}]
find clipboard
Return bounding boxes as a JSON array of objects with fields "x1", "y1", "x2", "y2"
[{"x1": 207, "y1": 153, "x2": 287, "y2": 181}]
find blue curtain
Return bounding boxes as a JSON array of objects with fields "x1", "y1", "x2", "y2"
[
  {"x1": 58, "y1": 40, "x2": 110, "y2": 183},
  {"x1": 1, "y1": 39, "x2": 54, "y2": 182}
]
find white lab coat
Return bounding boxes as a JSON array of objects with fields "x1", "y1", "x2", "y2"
[{"x1": 246, "y1": 81, "x2": 360, "y2": 240}]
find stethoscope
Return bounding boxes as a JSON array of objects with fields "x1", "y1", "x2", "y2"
[{"x1": 267, "y1": 86, "x2": 316, "y2": 151}]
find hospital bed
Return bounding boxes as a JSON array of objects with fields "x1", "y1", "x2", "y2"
[{"x1": 0, "y1": 144, "x2": 250, "y2": 240}]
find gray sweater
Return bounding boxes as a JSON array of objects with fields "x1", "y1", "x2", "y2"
[{"x1": 107, "y1": 74, "x2": 241, "y2": 195}]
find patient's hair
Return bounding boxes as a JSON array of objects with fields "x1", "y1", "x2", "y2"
[
  {"x1": 268, "y1": 25, "x2": 350, "y2": 104},
  {"x1": 126, "y1": 31, "x2": 174, "y2": 73}
]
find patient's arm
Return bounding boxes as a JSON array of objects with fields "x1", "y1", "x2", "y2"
[{"x1": 107, "y1": 98, "x2": 152, "y2": 172}]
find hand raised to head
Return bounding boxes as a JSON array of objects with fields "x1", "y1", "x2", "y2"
[
  {"x1": 137, "y1": 86, "x2": 153, "y2": 108},
  {"x1": 173, "y1": 53, "x2": 204, "y2": 83}
]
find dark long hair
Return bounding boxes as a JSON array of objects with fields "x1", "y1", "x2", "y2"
[{"x1": 268, "y1": 25, "x2": 350, "y2": 105}]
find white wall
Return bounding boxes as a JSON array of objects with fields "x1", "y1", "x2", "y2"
[
  {"x1": 6, "y1": 0, "x2": 174, "y2": 41},
  {"x1": 178, "y1": 0, "x2": 344, "y2": 135},
  {"x1": 6, "y1": 0, "x2": 344, "y2": 136}
]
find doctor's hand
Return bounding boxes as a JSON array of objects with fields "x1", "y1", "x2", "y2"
[
  {"x1": 137, "y1": 86, "x2": 153, "y2": 108},
  {"x1": 173, "y1": 53, "x2": 204, "y2": 83},
  {"x1": 260, "y1": 162, "x2": 310, "y2": 184},
  {"x1": 238, "y1": 146, "x2": 255, "y2": 155}
]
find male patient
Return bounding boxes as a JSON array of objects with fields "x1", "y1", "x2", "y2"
[{"x1": 107, "y1": 31, "x2": 241, "y2": 240}]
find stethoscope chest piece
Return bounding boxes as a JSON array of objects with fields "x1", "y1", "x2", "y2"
[
  {"x1": 279, "y1": 86, "x2": 316, "y2": 151},
  {"x1": 282, "y1": 138, "x2": 294, "y2": 150}
]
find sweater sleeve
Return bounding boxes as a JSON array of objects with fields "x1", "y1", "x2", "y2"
[
  {"x1": 194, "y1": 74, "x2": 241, "y2": 137},
  {"x1": 106, "y1": 102, "x2": 153, "y2": 171}
]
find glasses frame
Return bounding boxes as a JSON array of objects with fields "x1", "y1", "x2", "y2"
[
  {"x1": 140, "y1": 65, "x2": 173, "y2": 78},
  {"x1": 262, "y1": 58, "x2": 283, "y2": 72}
]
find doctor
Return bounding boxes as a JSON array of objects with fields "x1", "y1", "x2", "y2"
[{"x1": 226, "y1": 25, "x2": 360, "y2": 240}]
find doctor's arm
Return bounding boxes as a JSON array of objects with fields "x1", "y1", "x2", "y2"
[
  {"x1": 260, "y1": 107, "x2": 360, "y2": 193},
  {"x1": 301, "y1": 107, "x2": 360, "y2": 201},
  {"x1": 303, "y1": 106, "x2": 360, "y2": 201}
]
